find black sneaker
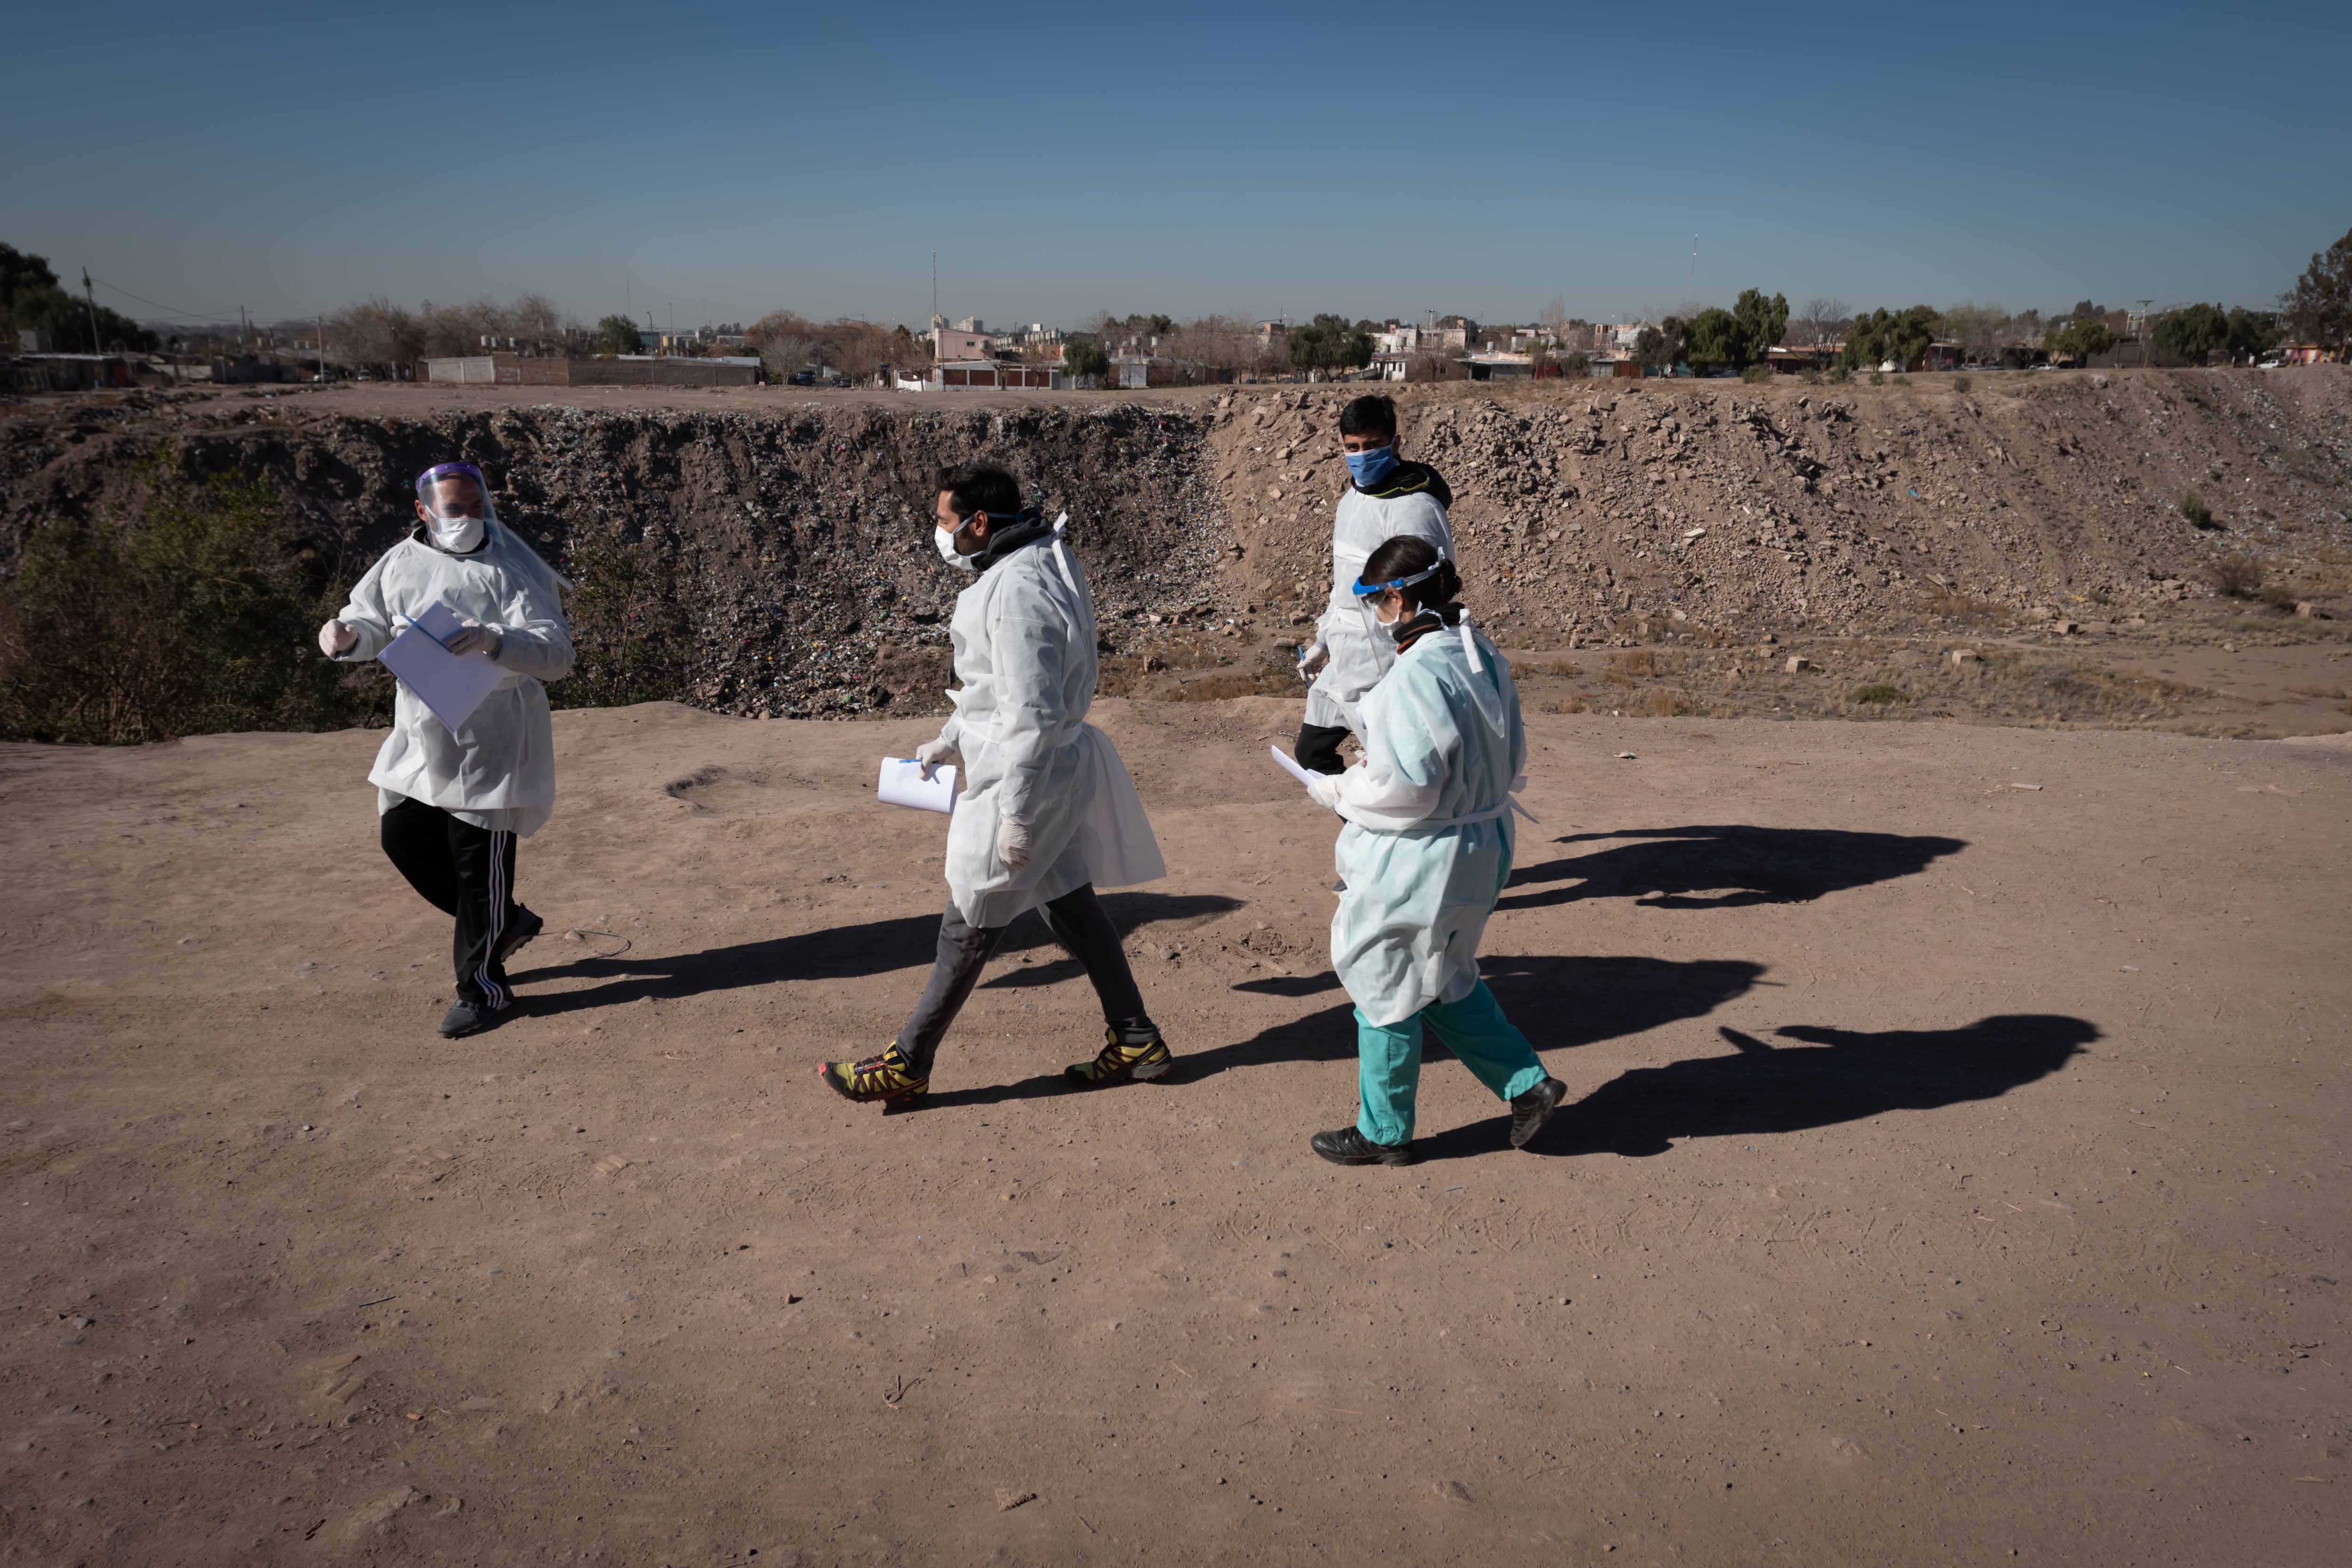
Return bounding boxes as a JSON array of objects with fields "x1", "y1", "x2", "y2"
[
  {"x1": 1509, "y1": 1076, "x2": 1568, "y2": 1149},
  {"x1": 1310, "y1": 1126, "x2": 1416, "y2": 1166},
  {"x1": 437, "y1": 998, "x2": 505, "y2": 1038},
  {"x1": 493, "y1": 905, "x2": 545, "y2": 970}
]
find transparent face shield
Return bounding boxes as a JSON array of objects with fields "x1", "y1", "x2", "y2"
[
  {"x1": 1353, "y1": 557, "x2": 1447, "y2": 631},
  {"x1": 414, "y1": 462, "x2": 496, "y2": 551}
]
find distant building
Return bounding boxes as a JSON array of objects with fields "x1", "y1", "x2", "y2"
[
  {"x1": 1765, "y1": 344, "x2": 1840, "y2": 374},
  {"x1": 917, "y1": 359, "x2": 1055, "y2": 390},
  {"x1": 932, "y1": 326, "x2": 994, "y2": 360},
  {"x1": 1466, "y1": 352, "x2": 1534, "y2": 381},
  {"x1": 422, "y1": 354, "x2": 759, "y2": 387}
]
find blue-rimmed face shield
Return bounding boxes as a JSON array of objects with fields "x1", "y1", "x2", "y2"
[
  {"x1": 415, "y1": 462, "x2": 496, "y2": 525},
  {"x1": 1351, "y1": 560, "x2": 1446, "y2": 601},
  {"x1": 1353, "y1": 557, "x2": 1446, "y2": 629}
]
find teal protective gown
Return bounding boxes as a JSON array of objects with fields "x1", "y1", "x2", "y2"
[{"x1": 1326, "y1": 618, "x2": 1527, "y2": 1027}]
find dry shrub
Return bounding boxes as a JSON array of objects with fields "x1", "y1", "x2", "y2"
[
  {"x1": 1853, "y1": 683, "x2": 1910, "y2": 704},
  {"x1": 0, "y1": 449, "x2": 388, "y2": 743},
  {"x1": 1639, "y1": 688, "x2": 1690, "y2": 717},
  {"x1": 2205, "y1": 557, "x2": 2265, "y2": 598},
  {"x1": 1605, "y1": 648, "x2": 1657, "y2": 677}
]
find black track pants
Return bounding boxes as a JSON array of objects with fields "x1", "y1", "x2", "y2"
[
  {"x1": 895, "y1": 883, "x2": 1153, "y2": 1075},
  {"x1": 380, "y1": 795, "x2": 520, "y2": 1009}
]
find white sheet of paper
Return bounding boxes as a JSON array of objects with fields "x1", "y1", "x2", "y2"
[
  {"x1": 378, "y1": 601, "x2": 506, "y2": 734},
  {"x1": 1269, "y1": 744, "x2": 1321, "y2": 788},
  {"x1": 877, "y1": 756, "x2": 958, "y2": 814}
]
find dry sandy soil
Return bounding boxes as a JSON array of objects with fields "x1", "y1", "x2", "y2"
[{"x1": 4, "y1": 695, "x2": 2348, "y2": 1565}]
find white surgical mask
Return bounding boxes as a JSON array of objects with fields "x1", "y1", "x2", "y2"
[
  {"x1": 429, "y1": 514, "x2": 485, "y2": 553},
  {"x1": 934, "y1": 515, "x2": 979, "y2": 571}
]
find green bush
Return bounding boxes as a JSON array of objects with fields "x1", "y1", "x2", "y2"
[
  {"x1": 1800, "y1": 367, "x2": 1822, "y2": 385},
  {"x1": 551, "y1": 528, "x2": 689, "y2": 708},
  {"x1": 0, "y1": 450, "x2": 389, "y2": 743},
  {"x1": 2178, "y1": 491, "x2": 2213, "y2": 528},
  {"x1": 1739, "y1": 363, "x2": 1771, "y2": 384},
  {"x1": 1853, "y1": 683, "x2": 1910, "y2": 704},
  {"x1": 1952, "y1": 374, "x2": 1972, "y2": 393},
  {"x1": 1869, "y1": 369, "x2": 1886, "y2": 386},
  {"x1": 1828, "y1": 366, "x2": 1850, "y2": 384}
]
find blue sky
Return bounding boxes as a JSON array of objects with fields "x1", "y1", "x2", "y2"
[{"x1": 7, "y1": 0, "x2": 2346, "y2": 332}]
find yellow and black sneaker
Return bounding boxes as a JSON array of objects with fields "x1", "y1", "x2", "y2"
[
  {"x1": 818, "y1": 1042, "x2": 929, "y2": 1107},
  {"x1": 1064, "y1": 1027, "x2": 1174, "y2": 1088}
]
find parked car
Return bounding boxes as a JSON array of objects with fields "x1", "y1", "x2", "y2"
[{"x1": 788, "y1": 370, "x2": 814, "y2": 386}]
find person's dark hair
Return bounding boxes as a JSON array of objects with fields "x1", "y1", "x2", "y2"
[
  {"x1": 936, "y1": 462, "x2": 1022, "y2": 519},
  {"x1": 1359, "y1": 535, "x2": 1461, "y2": 613},
  {"x1": 1338, "y1": 394, "x2": 1398, "y2": 441}
]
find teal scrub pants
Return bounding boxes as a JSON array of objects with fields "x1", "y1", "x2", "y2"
[{"x1": 1355, "y1": 979, "x2": 1549, "y2": 1146}]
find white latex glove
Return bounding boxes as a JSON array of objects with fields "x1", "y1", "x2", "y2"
[
  {"x1": 996, "y1": 817, "x2": 1033, "y2": 870},
  {"x1": 318, "y1": 619, "x2": 356, "y2": 657},
  {"x1": 914, "y1": 737, "x2": 958, "y2": 780},
  {"x1": 444, "y1": 619, "x2": 502, "y2": 657},
  {"x1": 1298, "y1": 640, "x2": 1330, "y2": 680},
  {"x1": 1305, "y1": 772, "x2": 1342, "y2": 812}
]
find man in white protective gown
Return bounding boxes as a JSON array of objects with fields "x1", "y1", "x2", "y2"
[
  {"x1": 1293, "y1": 393, "x2": 1453, "y2": 776},
  {"x1": 819, "y1": 462, "x2": 1170, "y2": 1107},
  {"x1": 318, "y1": 461, "x2": 573, "y2": 1039},
  {"x1": 1289, "y1": 536, "x2": 1567, "y2": 1165}
]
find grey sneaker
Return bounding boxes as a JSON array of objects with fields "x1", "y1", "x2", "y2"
[
  {"x1": 437, "y1": 998, "x2": 504, "y2": 1039},
  {"x1": 1509, "y1": 1076, "x2": 1568, "y2": 1149}
]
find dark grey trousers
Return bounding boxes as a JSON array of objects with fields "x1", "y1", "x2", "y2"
[{"x1": 896, "y1": 883, "x2": 1154, "y2": 1074}]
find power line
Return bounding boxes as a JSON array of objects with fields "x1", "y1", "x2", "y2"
[{"x1": 87, "y1": 275, "x2": 247, "y2": 322}]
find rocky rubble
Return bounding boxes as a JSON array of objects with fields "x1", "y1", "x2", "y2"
[
  {"x1": 0, "y1": 397, "x2": 1234, "y2": 718},
  {"x1": 1208, "y1": 368, "x2": 2352, "y2": 646},
  {"x1": 3, "y1": 367, "x2": 2346, "y2": 727}
]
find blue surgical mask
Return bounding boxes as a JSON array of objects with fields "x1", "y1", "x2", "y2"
[{"x1": 1345, "y1": 444, "x2": 1398, "y2": 488}]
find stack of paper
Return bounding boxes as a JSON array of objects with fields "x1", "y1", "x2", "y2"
[
  {"x1": 379, "y1": 601, "x2": 506, "y2": 733},
  {"x1": 877, "y1": 757, "x2": 958, "y2": 814}
]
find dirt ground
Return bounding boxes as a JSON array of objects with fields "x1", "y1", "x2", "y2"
[{"x1": 3, "y1": 695, "x2": 2347, "y2": 1565}]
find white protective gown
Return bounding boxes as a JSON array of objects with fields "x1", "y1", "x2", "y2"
[
  {"x1": 935, "y1": 523, "x2": 1165, "y2": 930},
  {"x1": 1327, "y1": 617, "x2": 1527, "y2": 1027},
  {"x1": 1306, "y1": 481, "x2": 1453, "y2": 735},
  {"x1": 332, "y1": 520, "x2": 574, "y2": 837}
]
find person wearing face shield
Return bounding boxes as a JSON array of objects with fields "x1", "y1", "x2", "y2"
[
  {"x1": 1293, "y1": 394, "x2": 1453, "y2": 777},
  {"x1": 818, "y1": 463, "x2": 1170, "y2": 1106},
  {"x1": 317, "y1": 462, "x2": 574, "y2": 1039},
  {"x1": 1292, "y1": 536, "x2": 1565, "y2": 1166}
]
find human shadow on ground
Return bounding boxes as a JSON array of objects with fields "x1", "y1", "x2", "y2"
[
  {"x1": 1499, "y1": 824, "x2": 1966, "y2": 911},
  {"x1": 513, "y1": 891, "x2": 1240, "y2": 1016},
  {"x1": 917, "y1": 952, "x2": 1764, "y2": 1111},
  {"x1": 1417, "y1": 1015, "x2": 2098, "y2": 1162}
]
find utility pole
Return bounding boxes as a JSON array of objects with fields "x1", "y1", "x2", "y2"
[
  {"x1": 931, "y1": 248, "x2": 938, "y2": 323},
  {"x1": 1691, "y1": 234, "x2": 1698, "y2": 292},
  {"x1": 239, "y1": 305, "x2": 249, "y2": 355},
  {"x1": 81, "y1": 269, "x2": 101, "y2": 355},
  {"x1": 2136, "y1": 298, "x2": 2154, "y2": 367}
]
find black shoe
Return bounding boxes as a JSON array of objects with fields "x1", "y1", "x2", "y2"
[
  {"x1": 1509, "y1": 1076, "x2": 1568, "y2": 1149},
  {"x1": 493, "y1": 905, "x2": 545, "y2": 970},
  {"x1": 1310, "y1": 1126, "x2": 1416, "y2": 1166},
  {"x1": 437, "y1": 998, "x2": 505, "y2": 1038}
]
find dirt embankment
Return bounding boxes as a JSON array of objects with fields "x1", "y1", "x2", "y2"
[
  {"x1": 0, "y1": 396, "x2": 1233, "y2": 720},
  {"x1": 1207, "y1": 367, "x2": 2352, "y2": 644},
  {"x1": 3, "y1": 368, "x2": 2348, "y2": 727}
]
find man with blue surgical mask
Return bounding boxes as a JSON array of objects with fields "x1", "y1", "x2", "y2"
[
  {"x1": 317, "y1": 462, "x2": 574, "y2": 1039},
  {"x1": 1293, "y1": 394, "x2": 1454, "y2": 776}
]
